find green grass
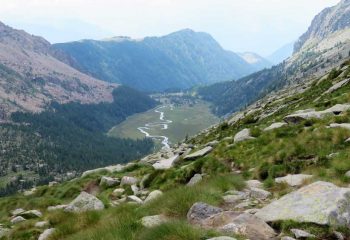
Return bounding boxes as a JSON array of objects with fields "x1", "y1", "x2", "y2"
[{"x1": 108, "y1": 101, "x2": 220, "y2": 146}]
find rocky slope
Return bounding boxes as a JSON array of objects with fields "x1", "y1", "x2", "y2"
[
  {"x1": 1, "y1": 56, "x2": 350, "y2": 239},
  {"x1": 198, "y1": 0, "x2": 350, "y2": 116},
  {"x1": 53, "y1": 29, "x2": 256, "y2": 92},
  {"x1": 0, "y1": 21, "x2": 117, "y2": 120}
]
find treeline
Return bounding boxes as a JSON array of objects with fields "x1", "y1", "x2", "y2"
[{"x1": 0, "y1": 86, "x2": 157, "y2": 196}]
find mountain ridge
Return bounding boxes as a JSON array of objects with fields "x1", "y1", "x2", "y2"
[{"x1": 53, "y1": 29, "x2": 257, "y2": 92}]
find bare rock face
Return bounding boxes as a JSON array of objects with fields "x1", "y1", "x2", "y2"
[
  {"x1": 120, "y1": 176, "x2": 138, "y2": 186},
  {"x1": 255, "y1": 181, "x2": 350, "y2": 227},
  {"x1": 64, "y1": 192, "x2": 105, "y2": 213}
]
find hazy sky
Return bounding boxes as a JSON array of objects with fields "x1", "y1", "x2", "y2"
[{"x1": 0, "y1": 0, "x2": 341, "y2": 56}]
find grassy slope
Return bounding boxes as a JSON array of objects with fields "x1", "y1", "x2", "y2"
[
  {"x1": 108, "y1": 101, "x2": 219, "y2": 145},
  {"x1": 1, "y1": 62, "x2": 350, "y2": 239}
]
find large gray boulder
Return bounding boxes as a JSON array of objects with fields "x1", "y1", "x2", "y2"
[
  {"x1": 324, "y1": 104, "x2": 350, "y2": 114},
  {"x1": 255, "y1": 181, "x2": 350, "y2": 227},
  {"x1": 152, "y1": 155, "x2": 180, "y2": 170},
  {"x1": 234, "y1": 129, "x2": 255, "y2": 143},
  {"x1": 11, "y1": 216, "x2": 26, "y2": 224},
  {"x1": 184, "y1": 146, "x2": 213, "y2": 160},
  {"x1": 64, "y1": 192, "x2": 105, "y2": 213},
  {"x1": 187, "y1": 202, "x2": 223, "y2": 225},
  {"x1": 275, "y1": 174, "x2": 313, "y2": 187}
]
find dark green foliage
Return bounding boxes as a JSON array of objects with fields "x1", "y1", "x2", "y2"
[{"x1": 0, "y1": 86, "x2": 156, "y2": 196}]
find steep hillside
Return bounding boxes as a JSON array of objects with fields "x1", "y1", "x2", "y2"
[
  {"x1": 54, "y1": 29, "x2": 255, "y2": 92},
  {"x1": 238, "y1": 52, "x2": 272, "y2": 71},
  {"x1": 1, "y1": 58, "x2": 350, "y2": 240},
  {"x1": 0, "y1": 21, "x2": 117, "y2": 119},
  {"x1": 198, "y1": 0, "x2": 350, "y2": 116}
]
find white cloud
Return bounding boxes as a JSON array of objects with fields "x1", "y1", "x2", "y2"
[{"x1": 0, "y1": 0, "x2": 341, "y2": 55}]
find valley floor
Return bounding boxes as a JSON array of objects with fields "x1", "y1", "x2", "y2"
[{"x1": 108, "y1": 99, "x2": 219, "y2": 149}]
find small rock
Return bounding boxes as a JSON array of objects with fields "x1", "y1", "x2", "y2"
[
  {"x1": 11, "y1": 216, "x2": 26, "y2": 224},
  {"x1": 38, "y1": 228, "x2": 55, "y2": 240},
  {"x1": 263, "y1": 122, "x2": 287, "y2": 131},
  {"x1": 344, "y1": 171, "x2": 350, "y2": 178},
  {"x1": 275, "y1": 174, "x2": 313, "y2": 187},
  {"x1": 131, "y1": 185, "x2": 139, "y2": 195},
  {"x1": 11, "y1": 208, "x2": 25, "y2": 216},
  {"x1": 23, "y1": 187, "x2": 36, "y2": 196},
  {"x1": 206, "y1": 237, "x2": 237, "y2": 240},
  {"x1": 246, "y1": 180, "x2": 263, "y2": 189},
  {"x1": 144, "y1": 190, "x2": 163, "y2": 203},
  {"x1": 291, "y1": 229, "x2": 316, "y2": 239},
  {"x1": 121, "y1": 176, "x2": 138, "y2": 186},
  {"x1": 234, "y1": 128, "x2": 255, "y2": 143},
  {"x1": 48, "y1": 181, "x2": 58, "y2": 187},
  {"x1": 281, "y1": 237, "x2": 296, "y2": 240},
  {"x1": 345, "y1": 137, "x2": 350, "y2": 143},
  {"x1": 205, "y1": 140, "x2": 219, "y2": 147},
  {"x1": 127, "y1": 195, "x2": 143, "y2": 204},
  {"x1": 334, "y1": 231, "x2": 344, "y2": 240},
  {"x1": 329, "y1": 123, "x2": 350, "y2": 130},
  {"x1": 141, "y1": 215, "x2": 168, "y2": 228},
  {"x1": 187, "y1": 202, "x2": 223, "y2": 225},
  {"x1": 20, "y1": 210, "x2": 42, "y2": 218},
  {"x1": 187, "y1": 174, "x2": 203, "y2": 186},
  {"x1": 0, "y1": 227, "x2": 9, "y2": 237},
  {"x1": 64, "y1": 192, "x2": 105, "y2": 213},
  {"x1": 112, "y1": 188, "x2": 125, "y2": 197},
  {"x1": 47, "y1": 204, "x2": 68, "y2": 212},
  {"x1": 100, "y1": 176, "x2": 120, "y2": 187},
  {"x1": 249, "y1": 188, "x2": 271, "y2": 199},
  {"x1": 35, "y1": 221, "x2": 49, "y2": 228}
]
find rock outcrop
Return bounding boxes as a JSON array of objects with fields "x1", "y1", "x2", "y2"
[
  {"x1": 234, "y1": 128, "x2": 255, "y2": 143},
  {"x1": 275, "y1": 174, "x2": 313, "y2": 187},
  {"x1": 184, "y1": 146, "x2": 213, "y2": 160},
  {"x1": 255, "y1": 181, "x2": 350, "y2": 227}
]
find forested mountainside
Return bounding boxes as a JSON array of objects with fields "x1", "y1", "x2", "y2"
[
  {"x1": 0, "y1": 22, "x2": 160, "y2": 197},
  {"x1": 53, "y1": 29, "x2": 256, "y2": 92},
  {"x1": 1, "y1": 55, "x2": 350, "y2": 240},
  {"x1": 0, "y1": 86, "x2": 157, "y2": 197},
  {"x1": 198, "y1": 0, "x2": 350, "y2": 116},
  {"x1": 0, "y1": 21, "x2": 117, "y2": 119}
]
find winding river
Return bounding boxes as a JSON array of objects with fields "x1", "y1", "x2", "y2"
[{"x1": 137, "y1": 106, "x2": 173, "y2": 149}]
